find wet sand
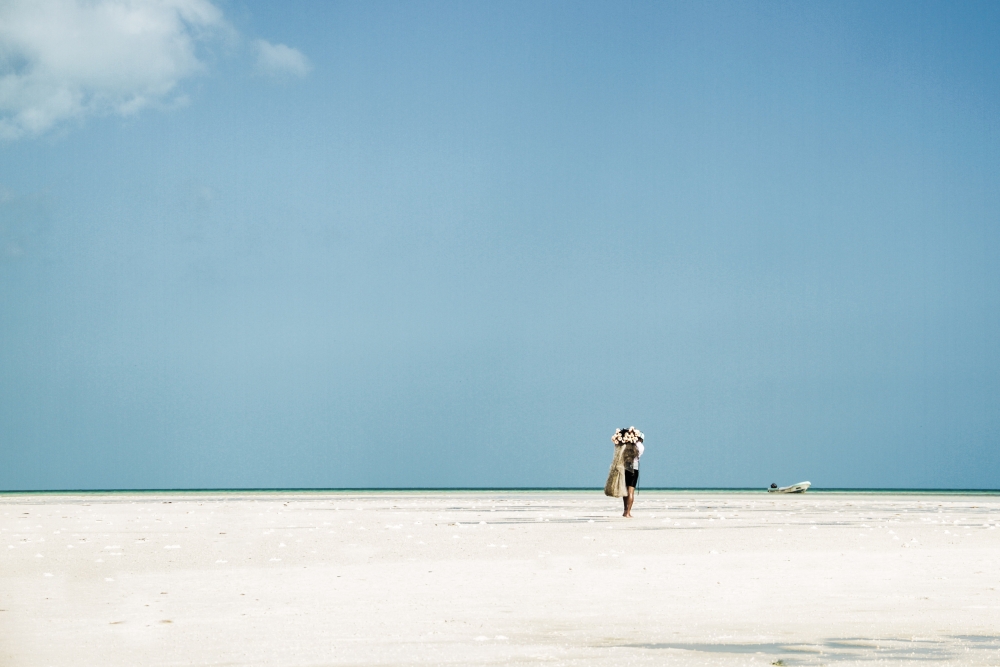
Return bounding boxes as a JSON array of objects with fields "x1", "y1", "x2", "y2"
[{"x1": 1, "y1": 490, "x2": 998, "y2": 666}]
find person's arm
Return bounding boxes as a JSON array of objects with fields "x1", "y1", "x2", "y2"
[{"x1": 636, "y1": 442, "x2": 645, "y2": 458}]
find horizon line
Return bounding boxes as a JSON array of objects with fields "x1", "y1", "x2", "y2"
[{"x1": 1, "y1": 486, "x2": 999, "y2": 495}]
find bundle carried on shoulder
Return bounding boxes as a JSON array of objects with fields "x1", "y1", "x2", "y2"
[
  {"x1": 604, "y1": 444, "x2": 626, "y2": 497},
  {"x1": 604, "y1": 426, "x2": 643, "y2": 497},
  {"x1": 611, "y1": 426, "x2": 643, "y2": 445}
]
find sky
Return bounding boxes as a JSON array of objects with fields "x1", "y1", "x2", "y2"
[{"x1": 1, "y1": 0, "x2": 998, "y2": 491}]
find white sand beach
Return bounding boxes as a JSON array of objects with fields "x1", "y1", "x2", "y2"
[{"x1": 1, "y1": 491, "x2": 998, "y2": 666}]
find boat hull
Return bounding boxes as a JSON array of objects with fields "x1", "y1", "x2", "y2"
[{"x1": 767, "y1": 481, "x2": 811, "y2": 493}]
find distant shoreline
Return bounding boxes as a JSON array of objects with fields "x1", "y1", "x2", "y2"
[{"x1": 1, "y1": 487, "x2": 998, "y2": 496}]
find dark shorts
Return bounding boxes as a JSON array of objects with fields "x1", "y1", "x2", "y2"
[{"x1": 625, "y1": 469, "x2": 639, "y2": 489}]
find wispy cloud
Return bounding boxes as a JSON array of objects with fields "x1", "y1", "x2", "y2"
[
  {"x1": 0, "y1": 188, "x2": 48, "y2": 260},
  {"x1": 254, "y1": 40, "x2": 311, "y2": 79}
]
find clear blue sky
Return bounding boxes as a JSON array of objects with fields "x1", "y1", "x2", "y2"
[{"x1": 1, "y1": 1, "x2": 998, "y2": 490}]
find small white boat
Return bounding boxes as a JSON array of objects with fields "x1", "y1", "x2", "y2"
[{"x1": 768, "y1": 481, "x2": 811, "y2": 494}]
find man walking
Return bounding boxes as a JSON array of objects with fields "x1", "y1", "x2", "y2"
[{"x1": 622, "y1": 429, "x2": 644, "y2": 517}]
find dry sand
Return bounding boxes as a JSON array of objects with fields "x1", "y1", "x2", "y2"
[{"x1": 1, "y1": 490, "x2": 998, "y2": 666}]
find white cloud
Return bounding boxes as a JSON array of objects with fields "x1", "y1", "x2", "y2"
[
  {"x1": 254, "y1": 39, "x2": 310, "y2": 79},
  {"x1": 0, "y1": 0, "x2": 228, "y2": 139}
]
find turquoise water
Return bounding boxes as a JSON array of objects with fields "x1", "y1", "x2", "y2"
[{"x1": 1, "y1": 487, "x2": 998, "y2": 496}]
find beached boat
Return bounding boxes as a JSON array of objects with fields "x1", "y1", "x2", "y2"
[{"x1": 768, "y1": 481, "x2": 811, "y2": 493}]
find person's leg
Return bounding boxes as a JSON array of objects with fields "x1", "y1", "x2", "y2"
[
  {"x1": 623, "y1": 469, "x2": 636, "y2": 516},
  {"x1": 624, "y1": 486, "x2": 635, "y2": 517}
]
